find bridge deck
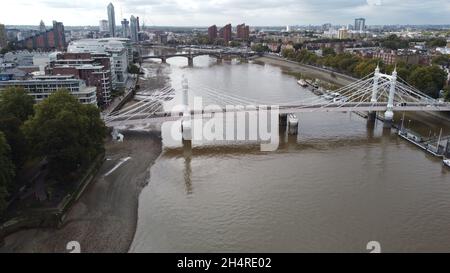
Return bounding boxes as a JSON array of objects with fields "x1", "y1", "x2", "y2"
[{"x1": 105, "y1": 103, "x2": 450, "y2": 127}]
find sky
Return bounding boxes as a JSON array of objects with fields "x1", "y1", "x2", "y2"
[{"x1": 1, "y1": 0, "x2": 450, "y2": 27}]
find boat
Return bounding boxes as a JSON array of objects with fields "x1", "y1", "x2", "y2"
[
  {"x1": 297, "y1": 79, "x2": 308, "y2": 87},
  {"x1": 444, "y1": 159, "x2": 450, "y2": 168}
]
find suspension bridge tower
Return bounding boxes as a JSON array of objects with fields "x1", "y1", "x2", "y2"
[
  {"x1": 367, "y1": 66, "x2": 398, "y2": 127},
  {"x1": 368, "y1": 65, "x2": 380, "y2": 121},
  {"x1": 181, "y1": 76, "x2": 192, "y2": 143},
  {"x1": 384, "y1": 68, "x2": 397, "y2": 128}
]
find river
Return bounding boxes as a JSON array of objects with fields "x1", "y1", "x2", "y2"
[{"x1": 129, "y1": 48, "x2": 450, "y2": 253}]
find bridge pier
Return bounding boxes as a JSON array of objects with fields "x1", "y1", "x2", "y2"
[
  {"x1": 182, "y1": 119, "x2": 192, "y2": 142},
  {"x1": 161, "y1": 57, "x2": 167, "y2": 63},
  {"x1": 279, "y1": 113, "x2": 288, "y2": 127},
  {"x1": 111, "y1": 127, "x2": 124, "y2": 142},
  {"x1": 383, "y1": 111, "x2": 394, "y2": 128},
  {"x1": 216, "y1": 55, "x2": 223, "y2": 64},
  {"x1": 287, "y1": 114, "x2": 299, "y2": 135},
  {"x1": 368, "y1": 111, "x2": 377, "y2": 122},
  {"x1": 187, "y1": 57, "x2": 194, "y2": 67}
]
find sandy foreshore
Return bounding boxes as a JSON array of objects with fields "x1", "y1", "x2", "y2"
[{"x1": 0, "y1": 131, "x2": 162, "y2": 253}]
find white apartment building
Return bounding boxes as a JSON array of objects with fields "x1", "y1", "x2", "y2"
[
  {"x1": 67, "y1": 38, "x2": 131, "y2": 88},
  {"x1": 0, "y1": 75, "x2": 97, "y2": 105}
]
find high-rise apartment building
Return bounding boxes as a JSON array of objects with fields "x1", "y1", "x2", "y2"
[
  {"x1": 107, "y1": 3, "x2": 116, "y2": 37},
  {"x1": 338, "y1": 28, "x2": 349, "y2": 39},
  {"x1": 208, "y1": 25, "x2": 217, "y2": 42},
  {"x1": 219, "y1": 24, "x2": 232, "y2": 44},
  {"x1": 354, "y1": 18, "x2": 366, "y2": 32},
  {"x1": 136, "y1": 16, "x2": 140, "y2": 32},
  {"x1": 130, "y1": 15, "x2": 138, "y2": 42},
  {"x1": 99, "y1": 20, "x2": 109, "y2": 32},
  {"x1": 39, "y1": 20, "x2": 46, "y2": 32},
  {"x1": 236, "y1": 23, "x2": 249, "y2": 40},
  {"x1": 121, "y1": 19, "x2": 130, "y2": 38}
]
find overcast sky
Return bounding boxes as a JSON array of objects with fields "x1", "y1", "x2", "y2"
[{"x1": 1, "y1": 0, "x2": 450, "y2": 27}]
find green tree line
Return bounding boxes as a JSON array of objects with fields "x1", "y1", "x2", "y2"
[{"x1": 281, "y1": 48, "x2": 449, "y2": 99}]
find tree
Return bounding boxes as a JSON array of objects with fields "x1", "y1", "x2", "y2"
[
  {"x1": 0, "y1": 132, "x2": 15, "y2": 215},
  {"x1": 384, "y1": 62, "x2": 412, "y2": 81},
  {"x1": 293, "y1": 43, "x2": 303, "y2": 51},
  {"x1": 0, "y1": 87, "x2": 35, "y2": 123},
  {"x1": 381, "y1": 34, "x2": 409, "y2": 50},
  {"x1": 251, "y1": 44, "x2": 269, "y2": 53},
  {"x1": 0, "y1": 116, "x2": 29, "y2": 169},
  {"x1": 353, "y1": 59, "x2": 378, "y2": 78},
  {"x1": 23, "y1": 90, "x2": 107, "y2": 179},
  {"x1": 426, "y1": 38, "x2": 447, "y2": 48},
  {"x1": 281, "y1": 48, "x2": 295, "y2": 59},
  {"x1": 443, "y1": 86, "x2": 450, "y2": 102},
  {"x1": 408, "y1": 66, "x2": 448, "y2": 98},
  {"x1": 128, "y1": 63, "x2": 140, "y2": 74},
  {"x1": 432, "y1": 54, "x2": 450, "y2": 67},
  {"x1": 322, "y1": 47, "x2": 336, "y2": 57},
  {"x1": 0, "y1": 87, "x2": 34, "y2": 169},
  {"x1": 0, "y1": 42, "x2": 17, "y2": 55}
]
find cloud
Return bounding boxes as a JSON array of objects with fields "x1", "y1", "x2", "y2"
[{"x1": 0, "y1": 0, "x2": 449, "y2": 26}]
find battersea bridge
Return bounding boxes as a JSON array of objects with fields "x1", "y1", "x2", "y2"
[
  {"x1": 140, "y1": 49, "x2": 259, "y2": 66},
  {"x1": 104, "y1": 66, "x2": 450, "y2": 139}
]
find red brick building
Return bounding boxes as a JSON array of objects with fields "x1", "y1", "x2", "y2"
[
  {"x1": 219, "y1": 24, "x2": 232, "y2": 44},
  {"x1": 208, "y1": 25, "x2": 217, "y2": 42},
  {"x1": 236, "y1": 23, "x2": 249, "y2": 40},
  {"x1": 46, "y1": 52, "x2": 112, "y2": 106},
  {"x1": 373, "y1": 50, "x2": 420, "y2": 66},
  {"x1": 17, "y1": 21, "x2": 66, "y2": 51}
]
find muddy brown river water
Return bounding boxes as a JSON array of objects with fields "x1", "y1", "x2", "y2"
[{"x1": 128, "y1": 50, "x2": 450, "y2": 253}]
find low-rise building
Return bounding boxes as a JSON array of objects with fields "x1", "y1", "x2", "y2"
[
  {"x1": 46, "y1": 52, "x2": 113, "y2": 106},
  {"x1": 373, "y1": 50, "x2": 420, "y2": 65},
  {"x1": 0, "y1": 68, "x2": 30, "y2": 81},
  {"x1": 436, "y1": 47, "x2": 450, "y2": 55},
  {"x1": 0, "y1": 75, "x2": 97, "y2": 105},
  {"x1": 338, "y1": 28, "x2": 349, "y2": 40}
]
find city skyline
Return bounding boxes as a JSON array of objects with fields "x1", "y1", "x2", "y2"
[{"x1": 1, "y1": 0, "x2": 450, "y2": 27}]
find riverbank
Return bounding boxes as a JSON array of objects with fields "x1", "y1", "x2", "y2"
[
  {"x1": 254, "y1": 55, "x2": 355, "y2": 87},
  {"x1": 0, "y1": 131, "x2": 162, "y2": 253}
]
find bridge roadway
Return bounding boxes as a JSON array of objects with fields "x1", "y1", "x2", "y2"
[{"x1": 105, "y1": 102, "x2": 450, "y2": 127}]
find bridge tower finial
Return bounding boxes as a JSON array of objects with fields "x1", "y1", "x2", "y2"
[
  {"x1": 371, "y1": 65, "x2": 380, "y2": 103},
  {"x1": 392, "y1": 65, "x2": 398, "y2": 77}
]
